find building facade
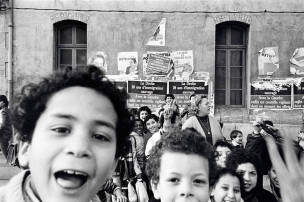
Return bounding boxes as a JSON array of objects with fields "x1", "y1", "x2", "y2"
[{"x1": 0, "y1": 0, "x2": 303, "y2": 140}]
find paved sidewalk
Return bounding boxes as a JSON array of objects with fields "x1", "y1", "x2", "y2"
[{"x1": 0, "y1": 152, "x2": 21, "y2": 187}]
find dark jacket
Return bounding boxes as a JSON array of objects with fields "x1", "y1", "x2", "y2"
[
  {"x1": 245, "y1": 133, "x2": 270, "y2": 175},
  {"x1": 243, "y1": 188, "x2": 278, "y2": 202}
]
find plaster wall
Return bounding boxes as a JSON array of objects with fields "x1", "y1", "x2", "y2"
[{"x1": 7, "y1": 0, "x2": 304, "y2": 136}]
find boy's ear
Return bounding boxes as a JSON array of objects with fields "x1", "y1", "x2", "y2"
[
  {"x1": 18, "y1": 141, "x2": 30, "y2": 169},
  {"x1": 150, "y1": 180, "x2": 160, "y2": 199}
]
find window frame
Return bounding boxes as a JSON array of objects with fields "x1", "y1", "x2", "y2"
[
  {"x1": 215, "y1": 22, "x2": 248, "y2": 107},
  {"x1": 54, "y1": 20, "x2": 87, "y2": 71}
]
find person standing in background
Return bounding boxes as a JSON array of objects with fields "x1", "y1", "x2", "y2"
[
  {"x1": 182, "y1": 95, "x2": 223, "y2": 145},
  {"x1": 0, "y1": 95, "x2": 12, "y2": 159}
]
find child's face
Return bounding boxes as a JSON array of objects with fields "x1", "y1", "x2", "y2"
[
  {"x1": 236, "y1": 163, "x2": 257, "y2": 192},
  {"x1": 233, "y1": 133, "x2": 243, "y2": 144},
  {"x1": 134, "y1": 120, "x2": 144, "y2": 134},
  {"x1": 19, "y1": 87, "x2": 118, "y2": 202},
  {"x1": 166, "y1": 96, "x2": 173, "y2": 104},
  {"x1": 151, "y1": 152, "x2": 210, "y2": 202},
  {"x1": 269, "y1": 166, "x2": 279, "y2": 188},
  {"x1": 211, "y1": 174, "x2": 241, "y2": 202},
  {"x1": 140, "y1": 110, "x2": 149, "y2": 122},
  {"x1": 215, "y1": 146, "x2": 231, "y2": 168},
  {"x1": 146, "y1": 118, "x2": 159, "y2": 134}
]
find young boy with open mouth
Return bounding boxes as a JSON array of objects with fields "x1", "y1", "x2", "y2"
[{"x1": 0, "y1": 66, "x2": 133, "y2": 202}]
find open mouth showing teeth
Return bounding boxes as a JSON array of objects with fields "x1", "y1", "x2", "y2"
[{"x1": 54, "y1": 170, "x2": 88, "y2": 189}]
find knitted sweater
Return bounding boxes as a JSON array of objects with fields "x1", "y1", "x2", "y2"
[
  {"x1": 0, "y1": 170, "x2": 101, "y2": 202},
  {"x1": 182, "y1": 115, "x2": 223, "y2": 145}
]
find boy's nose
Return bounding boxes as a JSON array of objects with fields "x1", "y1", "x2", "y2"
[
  {"x1": 64, "y1": 132, "x2": 92, "y2": 158},
  {"x1": 179, "y1": 181, "x2": 194, "y2": 197}
]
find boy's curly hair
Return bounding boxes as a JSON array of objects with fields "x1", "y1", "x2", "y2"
[
  {"x1": 12, "y1": 65, "x2": 134, "y2": 157},
  {"x1": 146, "y1": 128, "x2": 216, "y2": 183}
]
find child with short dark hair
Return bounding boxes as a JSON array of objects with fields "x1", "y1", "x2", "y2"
[
  {"x1": 214, "y1": 140, "x2": 233, "y2": 168},
  {"x1": 146, "y1": 128, "x2": 216, "y2": 202},
  {"x1": 0, "y1": 66, "x2": 133, "y2": 202},
  {"x1": 230, "y1": 130, "x2": 244, "y2": 149}
]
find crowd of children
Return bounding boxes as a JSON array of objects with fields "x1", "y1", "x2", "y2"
[{"x1": 0, "y1": 65, "x2": 304, "y2": 202}]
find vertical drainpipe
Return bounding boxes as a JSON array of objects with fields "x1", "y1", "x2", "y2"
[{"x1": 7, "y1": 0, "x2": 13, "y2": 107}]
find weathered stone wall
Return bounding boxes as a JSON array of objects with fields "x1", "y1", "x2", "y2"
[{"x1": 3, "y1": 0, "x2": 304, "y2": 139}]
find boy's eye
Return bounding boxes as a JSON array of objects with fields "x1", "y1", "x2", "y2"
[
  {"x1": 193, "y1": 179, "x2": 207, "y2": 185},
  {"x1": 52, "y1": 127, "x2": 70, "y2": 134},
  {"x1": 92, "y1": 133, "x2": 110, "y2": 142},
  {"x1": 234, "y1": 188, "x2": 240, "y2": 193},
  {"x1": 168, "y1": 178, "x2": 179, "y2": 183}
]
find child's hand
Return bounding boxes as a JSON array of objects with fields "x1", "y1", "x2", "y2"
[
  {"x1": 115, "y1": 188, "x2": 127, "y2": 202},
  {"x1": 252, "y1": 121, "x2": 262, "y2": 133},
  {"x1": 266, "y1": 136, "x2": 304, "y2": 202}
]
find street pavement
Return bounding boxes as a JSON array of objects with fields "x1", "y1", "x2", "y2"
[{"x1": 0, "y1": 151, "x2": 21, "y2": 187}]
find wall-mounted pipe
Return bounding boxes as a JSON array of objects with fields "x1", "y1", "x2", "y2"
[{"x1": 8, "y1": 0, "x2": 13, "y2": 107}]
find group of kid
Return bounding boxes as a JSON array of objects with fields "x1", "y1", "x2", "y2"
[{"x1": 0, "y1": 65, "x2": 303, "y2": 202}]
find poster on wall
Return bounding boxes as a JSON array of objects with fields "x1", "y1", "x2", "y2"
[
  {"x1": 171, "y1": 50, "x2": 194, "y2": 80},
  {"x1": 127, "y1": 80, "x2": 167, "y2": 110},
  {"x1": 290, "y1": 48, "x2": 304, "y2": 75},
  {"x1": 294, "y1": 82, "x2": 304, "y2": 109},
  {"x1": 258, "y1": 47, "x2": 279, "y2": 76},
  {"x1": 88, "y1": 51, "x2": 108, "y2": 73},
  {"x1": 146, "y1": 18, "x2": 166, "y2": 46},
  {"x1": 117, "y1": 52, "x2": 138, "y2": 75},
  {"x1": 168, "y1": 81, "x2": 208, "y2": 109},
  {"x1": 250, "y1": 81, "x2": 292, "y2": 109},
  {"x1": 143, "y1": 52, "x2": 172, "y2": 78}
]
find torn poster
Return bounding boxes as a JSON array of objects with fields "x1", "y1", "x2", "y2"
[
  {"x1": 258, "y1": 47, "x2": 279, "y2": 76},
  {"x1": 117, "y1": 52, "x2": 138, "y2": 75},
  {"x1": 88, "y1": 51, "x2": 108, "y2": 73},
  {"x1": 146, "y1": 18, "x2": 166, "y2": 46},
  {"x1": 171, "y1": 50, "x2": 194, "y2": 80},
  {"x1": 290, "y1": 48, "x2": 304, "y2": 75}
]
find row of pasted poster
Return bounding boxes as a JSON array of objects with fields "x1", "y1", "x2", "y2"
[
  {"x1": 88, "y1": 50, "x2": 205, "y2": 81},
  {"x1": 258, "y1": 47, "x2": 304, "y2": 76},
  {"x1": 87, "y1": 46, "x2": 304, "y2": 82},
  {"x1": 250, "y1": 79, "x2": 304, "y2": 109}
]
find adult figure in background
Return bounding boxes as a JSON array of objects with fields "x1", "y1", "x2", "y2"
[
  {"x1": 180, "y1": 93, "x2": 199, "y2": 121},
  {"x1": 182, "y1": 95, "x2": 222, "y2": 145},
  {"x1": 226, "y1": 149, "x2": 277, "y2": 202},
  {"x1": 0, "y1": 95, "x2": 12, "y2": 159}
]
